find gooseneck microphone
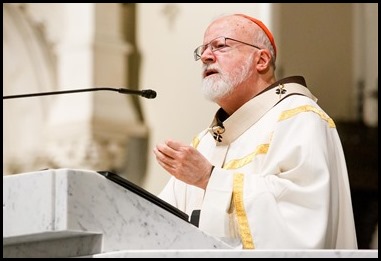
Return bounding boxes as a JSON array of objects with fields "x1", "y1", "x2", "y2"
[{"x1": 3, "y1": 87, "x2": 157, "y2": 100}]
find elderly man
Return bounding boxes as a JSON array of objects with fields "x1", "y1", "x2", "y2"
[{"x1": 154, "y1": 13, "x2": 357, "y2": 249}]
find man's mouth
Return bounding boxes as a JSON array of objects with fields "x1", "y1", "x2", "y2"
[{"x1": 203, "y1": 69, "x2": 219, "y2": 78}]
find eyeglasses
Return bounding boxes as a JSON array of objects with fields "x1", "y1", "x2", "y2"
[{"x1": 193, "y1": 36, "x2": 261, "y2": 61}]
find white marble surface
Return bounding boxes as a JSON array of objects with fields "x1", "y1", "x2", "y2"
[
  {"x1": 3, "y1": 168, "x2": 231, "y2": 258},
  {"x1": 87, "y1": 249, "x2": 378, "y2": 258}
]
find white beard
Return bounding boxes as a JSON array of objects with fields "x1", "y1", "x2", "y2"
[{"x1": 201, "y1": 54, "x2": 254, "y2": 102}]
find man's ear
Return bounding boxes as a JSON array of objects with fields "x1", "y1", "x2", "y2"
[{"x1": 256, "y1": 49, "x2": 272, "y2": 72}]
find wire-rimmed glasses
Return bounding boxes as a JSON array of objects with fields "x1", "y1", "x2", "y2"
[{"x1": 193, "y1": 36, "x2": 261, "y2": 61}]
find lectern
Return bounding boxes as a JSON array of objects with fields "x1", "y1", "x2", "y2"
[{"x1": 3, "y1": 168, "x2": 231, "y2": 258}]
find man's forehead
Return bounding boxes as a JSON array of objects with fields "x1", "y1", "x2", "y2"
[{"x1": 203, "y1": 16, "x2": 253, "y2": 42}]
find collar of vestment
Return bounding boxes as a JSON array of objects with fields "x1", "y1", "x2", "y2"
[{"x1": 208, "y1": 76, "x2": 317, "y2": 145}]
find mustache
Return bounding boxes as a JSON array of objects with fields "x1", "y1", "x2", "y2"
[{"x1": 203, "y1": 64, "x2": 220, "y2": 71}]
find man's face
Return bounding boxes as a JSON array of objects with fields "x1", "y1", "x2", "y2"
[{"x1": 200, "y1": 17, "x2": 257, "y2": 102}]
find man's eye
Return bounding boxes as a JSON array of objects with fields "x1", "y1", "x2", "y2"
[{"x1": 212, "y1": 43, "x2": 227, "y2": 50}]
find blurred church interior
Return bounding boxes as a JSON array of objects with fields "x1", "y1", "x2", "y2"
[{"x1": 3, "y1": 3, "x2": 377, "y2": 249}]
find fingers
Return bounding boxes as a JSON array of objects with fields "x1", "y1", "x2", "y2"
[
  {"x1": 153, "y1": 146, "x2": 178, "y2": 176},
  {"x1": 153, "y1": 146, "x2": 171, "y2": 165},
  {"x1": 154, "y1": 140, "x2": 187, "y2": 173},
  {"x1": 154, "y1": 151, "x2": 172, "y2": 171},
  {"x1": 165, "y1": 139, "x2": 183, "y2": 150},
  {"x1": 156, "y1": 139, "x2": 187, "y2": 158},
  {"x1": 153, "y1": 140, "x2": 212, "y2": 189},
  {"x1": 153, "y1": 142, "x2": 182, "y2": 168},
  {"x1": 155, "y1": 143, "x2": 175, "y2": 160}
]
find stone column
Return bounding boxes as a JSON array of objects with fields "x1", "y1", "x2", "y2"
[{"x1": 44, "y1": 3, "x2": 147, "y2": 177}]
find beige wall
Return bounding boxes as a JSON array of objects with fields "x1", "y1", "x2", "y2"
[
  {"x1": 277, "y1": 4, "x2": 354, "y2": 120},
  {"x1": 276, "y1": 3, "x2": 377, "y2": 124}
]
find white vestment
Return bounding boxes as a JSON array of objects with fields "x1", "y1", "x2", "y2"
[{"x1": 159, "y1": 76, "x2": 358, "y2": 249}]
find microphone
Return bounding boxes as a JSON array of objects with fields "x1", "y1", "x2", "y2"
[
  {"x1": 3, "y1": 87, "x2": 157, "y2": 100},
  {"x1": 119, "y1": 88, "x2": 157, "y2": 99}
]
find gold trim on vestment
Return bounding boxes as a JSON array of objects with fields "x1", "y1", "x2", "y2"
[
  {"x1": 278, "y1": 105, "x2": 336, "y2": 128},
  {"x1": 233, "y1": 173, "x2": 255, "y2": 249},
  {"x1": 223, "y1": 144, "x2": 269, "y2": 170}
]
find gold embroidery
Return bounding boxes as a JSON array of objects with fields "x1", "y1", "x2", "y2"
[
  {"x1": 233, "y1": 173, "x2": 255, "y2": 249},
  {"x1": 278, "y1": 105, "x2": 336, "y2": 128},
  {"x1": 223, "y1": 144, "x2": 269, "y2": 170},
  {"x1": 191, "y1": 136, "x2": 200, "y2": 149}
]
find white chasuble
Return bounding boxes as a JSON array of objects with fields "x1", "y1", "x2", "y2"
[{"x1": 158, "y1": 76, "x2": 357, "y2": 249}]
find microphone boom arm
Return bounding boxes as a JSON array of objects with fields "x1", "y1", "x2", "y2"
[{"x1": 3, "y1": 87, "x2": 157, "y2": 99}]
